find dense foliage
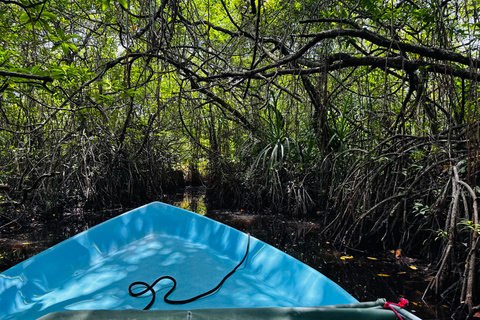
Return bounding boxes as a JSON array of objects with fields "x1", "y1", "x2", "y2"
[{"x1": 0, "y1": 0, "x2": 479, "y2": 317}]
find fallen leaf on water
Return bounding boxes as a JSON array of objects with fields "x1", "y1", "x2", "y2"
[
  {"x1": 409, "y1": 265, "x2": 418, "y2": 270},
  {"x1": 377, "y1": 274, "x2": 390, "y2": 277},
  {"x1": 340, "y1": 255, "x2": 353, "y2": 260},
  {"x1": 367, "y1": 257, "x2": 378, "y2": 260}
]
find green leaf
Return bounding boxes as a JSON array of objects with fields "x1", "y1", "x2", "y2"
[
  {"x1": 117, "y1": 0, "x2": 127, "y2": 8},
  {"x1": 65, "y1": 34, "x2": 82, "y2": 40},
  {"x1": 52, "y1": 43, "x2": 62, "y2": 51},
  {"x1": 39, "y1": 19, "x2": 53, "y2": 33},
  {"x1": 31, "y1": 65, "x2": 41, "y2": 74},
  {"x1": 19, "y1": 12, "x2": 30, "y2": 23},
  {"x1": 67, "y1": 43, "x2": 78, "y2": 52},
  {"x1": 56, "y1": 28, "x2": 65, "y2": 39},
  {"x1": 61, "y1": 43, "x2": 70, "y2": 55},
  {"x1": 49, "y1": 36, "x2": 62, "y2": 42},
  {"x1": 13, "y1": 67, "x2": 30, "y2": 73},
  {"x1": 40, "y1": 11, "x2": 57, "y2": 20},
  {"x1": 126, "y1": 88, "x2": 139, "y2": 97},
  {"x1": 102, "y1": 0, "x2": 110, "y2": 11}
]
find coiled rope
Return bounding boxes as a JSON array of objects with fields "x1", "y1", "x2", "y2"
[{"x1": 129, "y1": 234, "x2": 251, "y2": 310}]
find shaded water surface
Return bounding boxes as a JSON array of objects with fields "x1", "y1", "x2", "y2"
[{"x1": 0, "y1": 189, "x2": 447, "y2": 319}]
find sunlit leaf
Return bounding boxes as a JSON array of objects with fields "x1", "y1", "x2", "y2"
[
  {"x1": 31, "y1": 65, "x2": 40, "y2": 74},
  {"x1": 377, "y1": 274, "x2": 390, "y2": 277},
  {"x1": 409, "y1": 265, "x2": 418, "y2": 270},
  {"x1": 367, "y1": 257, "x2": 377, "y2": 260},
  {"x1": 41, "y1": 11, "x2": 57, "y2": 20},
  {"x1": 61, "y1": 43, "x2": 70, "y2": 55},
  {"x1": 102, "y1": 0, "x2": 110, "y2": 11},
  {"x1": 68, "y1": 43, "x2": 79, "y2": 52},
  {"x1": 340, "y1": 255, "x2": 353, "y2": 260},
  {"x1": 19, "y1": 12, "x2": 30, "y2": 23},
  {"x1": 117, "y1": 0, "x2": 127, "y2": 8},
  {"x1": 395, "y1": 249, "x2": 402, "y2": 259}
]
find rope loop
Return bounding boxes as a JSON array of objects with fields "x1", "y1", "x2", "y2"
[{"x1": 129, "y1": 234, "x2": 251, "y2": 310}]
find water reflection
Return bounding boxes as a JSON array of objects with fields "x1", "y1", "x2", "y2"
[{"x1": 173, "y1": 187, "x2": 206, "y2": 215}]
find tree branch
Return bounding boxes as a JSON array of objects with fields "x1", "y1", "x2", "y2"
[
  {"x1": 0, "y1": 70, "x2": 54, "y2": 82},
  {"x1": 200, "y1": 54, "x2": 480, "y2": 81},
  {"x1": 297, "y1": 28, "x2": 480, "y2": 68},
  {"x1": 0, "y1": 0, "x2": 47, "y2": 9}
]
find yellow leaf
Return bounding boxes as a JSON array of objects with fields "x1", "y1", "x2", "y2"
[
  {"x1": 397, "y1": 271, "x2": 406, "y2": 274},
  {"x1": 409, "y1": 265, "x2": 418, "y2": 270},
  {"x1": 377, "y1": 274, "x2": 390, "y2": 277},
  {"x1": 340, "y1": 255, "x2": 353, "y2": 260},
  {"x1": 367, "y1": 257, "x2": 378, "y2": 260},
  {"x1": 411, "y1": 301, "x2": 419, "y2": 306}
]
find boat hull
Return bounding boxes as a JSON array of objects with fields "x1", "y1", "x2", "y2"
[{"x1": 0, "y1": 202, "x2": 357, "y2": 319}]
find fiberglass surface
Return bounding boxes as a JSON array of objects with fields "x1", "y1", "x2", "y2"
[{"x1": 0, "y1": 202, "x2": 357, "y2": 320}]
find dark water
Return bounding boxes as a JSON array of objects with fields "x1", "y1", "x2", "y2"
[{"x1": 0, "y1": 189, "x2": 447, "y2": 319}]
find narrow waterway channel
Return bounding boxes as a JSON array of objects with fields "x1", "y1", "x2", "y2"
[{"x1": 0, "y1": 188, "x2": 447, "y2": 319}]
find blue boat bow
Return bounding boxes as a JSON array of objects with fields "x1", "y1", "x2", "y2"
[{"x1": 0, "y1": 202, "x2": 420, "y2": 320}]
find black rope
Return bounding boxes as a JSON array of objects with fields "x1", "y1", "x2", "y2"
[{"x1": 129, "y1": 234, "x2": 251, "y2": 310}]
